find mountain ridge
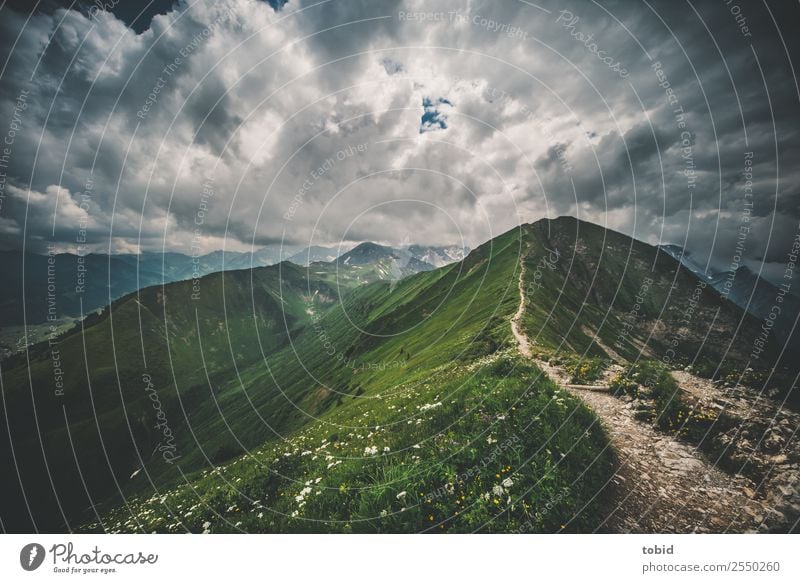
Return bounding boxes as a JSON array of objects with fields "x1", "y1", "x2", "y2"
[{"x1": 0, "y1": 216, "x2": 794, "y2": 533}]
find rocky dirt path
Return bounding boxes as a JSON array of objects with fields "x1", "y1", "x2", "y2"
[{"x1": 511, "y1": 267, "x2": 783, "y2": 533}]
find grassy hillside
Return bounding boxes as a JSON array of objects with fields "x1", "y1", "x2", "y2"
[
  {"x1": 0, "y1": 261, "x2": 342, "y2": 531},
  {"x1": 1, "y1": 222, "x2": 620, "y2": 533},
  {"x1": 84, "y1": 225, "x2": 615, "y2": 533},
  {"x1": 519, "y1": 217, "x2": 781, "y2": 374},
  {"x1": 10, "y1": 217, "x2": 781, "y2": 533},
  {"x1": 517, "y1": 217, "x2": 795, "y2": 476},
  {"x1": 93, "y1": 352, "x2": 612, "y2": 533}
]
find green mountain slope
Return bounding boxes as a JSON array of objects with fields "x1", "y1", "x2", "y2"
[
  {"x1": 3, "y1": 217, "x2": 785, "y2": 533},
  {"x1": 1, "y1": 222, "x2": 617, "y2": 533},
  {"x1": 0, "y1": 261, "x2": 343, "y2": 531},
  {"x1": 519, "y1": 217, "x2": 781, "y2": 371},
  {"x1": 83, "y1": 224, "x2": 615, "y2": 533}
]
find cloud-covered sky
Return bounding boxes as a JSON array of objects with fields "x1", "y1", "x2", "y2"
[{"x1": 0, "y1": 0, "x2": 798, "y2": 282}]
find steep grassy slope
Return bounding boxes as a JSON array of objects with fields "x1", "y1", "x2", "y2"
[
  {"x1": 515, "y1": 219, "x2": 797, "y2": 530},
  {"x1": 517, "y1": 217, "x2": 795, "y2": 478},
  {"x1": 4, "y1": 217, "x2": 790, "y2": 534},
  {"x1": 0, "y1": 262, "x2": 343, "y2": 531},
  {"x1": 95, "y1": 353, "x2": 612, "y2": 533},
  {"x1": 519, "y1": 217, "x2": 781, "y2": 372},
  {"x1": 6, "y1": 216, "x2": 785, "y2": 534},
  {"x1": 84, "y1": 225, "x2": 615, "y2": 533}
]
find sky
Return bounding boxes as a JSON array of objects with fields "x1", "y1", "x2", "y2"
[{"x1": 0, "y1": 0, "x2": 798, "y2": 283}]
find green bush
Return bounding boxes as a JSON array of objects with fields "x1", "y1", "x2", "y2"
[{"x1": 564, "y1": 357, "x2": 610, "y2": 384}]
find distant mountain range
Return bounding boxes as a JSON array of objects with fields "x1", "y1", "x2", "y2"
[
  {"x1": 0, "y1": 243, "x2": 469, "y2": 327},
  {"x1": 286, "y1": 245, "x2": 341, "y2": 266},
  {"x1": 337, "y1": 242, "x2": 434, "y2": 280},
  {"x1": 660, "y1": 244, "x2": 799, "y2": 351}
]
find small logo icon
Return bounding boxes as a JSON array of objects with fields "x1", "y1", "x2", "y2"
[{"x1": 20, "y1": 543, "x2": 45, "y2": 571}]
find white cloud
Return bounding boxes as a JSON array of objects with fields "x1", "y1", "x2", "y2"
[{"x1": 0, "y1": 0, "x2": 796, "y2": 279}]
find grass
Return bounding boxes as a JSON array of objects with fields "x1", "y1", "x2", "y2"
[
  {"x1": 5, "y1": 216, "x2": 782, "y2": 533},
  {"x1": 90, "y1": 353, "x2": 614, "y2": 533},
  {"x1": 47, "y1": 222, "x2": 616, "y2": 533}
]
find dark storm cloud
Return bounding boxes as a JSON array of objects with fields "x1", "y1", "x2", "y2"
[
  {"x1": 0, "y1": 0, "x2": 797, "y2": 284},
  {"x1": 295, "y1": 0, "x2": 403, "y2": 57},
  {"x1": 5, "y1": 0, "x2": 178, "y2": 33},
  {"x1": 186, "y1": 77, "x2": 243, "y2": 155}
]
